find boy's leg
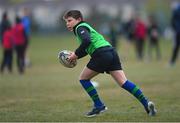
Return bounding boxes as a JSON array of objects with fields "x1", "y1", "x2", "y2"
[
  {"x1": 80, "y1": 79, "x2": 104, "y2": 108},
  {"x1": 110, "y1": 70, "x2": 157, "y2": 116},
  {"x1": 80, "y1": 79, "x2": 107, "y2": 117},
  {"x1": 0, "y1": 50, "x2": 8, "y2": 73},
  {"x1": 79, "y1": 67, "x2": 107, "y2": 117},
  {"x1": 7, "y1": 50, "x2": 13, "y2": 73},
  {"x1": 0, "y1": 58, "x2": 5, "y2": 73}
]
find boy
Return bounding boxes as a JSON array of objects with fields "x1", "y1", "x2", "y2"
[{"x1": 63, "y1": 10, "x2": 157, "y2": 117}]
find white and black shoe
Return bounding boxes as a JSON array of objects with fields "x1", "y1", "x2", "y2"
[
  {"x1": 145, "y1": 101, "x2": 157, "y2": 116},
  {"x1": 85, "y1": 105, "x2": 108, "y2": 117}
]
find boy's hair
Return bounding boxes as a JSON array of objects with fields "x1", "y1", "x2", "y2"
[{"x1": 63, "y1": 10, "x2": 83, "y2": 20}]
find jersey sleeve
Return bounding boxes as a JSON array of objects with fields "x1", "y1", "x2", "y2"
[{"x1": 75, "y1": 26, "x2": 91, "y2": 59}]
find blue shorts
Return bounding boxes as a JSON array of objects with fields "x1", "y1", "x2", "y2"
[{"x1": 87, "y1": 46, "x2": 122, "y2": 73}]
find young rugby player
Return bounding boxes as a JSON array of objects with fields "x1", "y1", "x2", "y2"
[{"x1": 63, "y1": 10, "x2": 157, "y2": 117}]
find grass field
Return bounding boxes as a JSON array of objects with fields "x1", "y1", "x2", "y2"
[{"x1": 0, "y1": 34, "x2": 180, "y2": 122}]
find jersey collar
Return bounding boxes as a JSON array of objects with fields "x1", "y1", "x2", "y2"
[{"x1": 73, "y1": 21, "x2": 85, "y2": 35}]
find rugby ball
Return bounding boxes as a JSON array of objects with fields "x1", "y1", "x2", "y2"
[{"x1": 58, "y1": 50, "x2": 77, "y2": 68}]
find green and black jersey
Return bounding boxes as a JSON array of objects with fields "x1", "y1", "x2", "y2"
[{"x1": 73, "y1": 21, "x2": 111, "y2": 58}]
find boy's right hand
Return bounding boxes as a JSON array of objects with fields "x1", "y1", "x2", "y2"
[{"x1": 67, "y1": 52, "x2": 78, "y2": 63}]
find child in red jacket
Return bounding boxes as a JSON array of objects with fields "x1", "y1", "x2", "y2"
[
  {"x1": 0, "y1": 23, "x2": 13, "y2": 73},
  {"x1": 12, "y1": 16, "x2": 26, "y2": 74}
]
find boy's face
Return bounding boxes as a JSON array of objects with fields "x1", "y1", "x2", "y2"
[{"x1": 64, "y1": 17, "x2": 81, "y2": 31}]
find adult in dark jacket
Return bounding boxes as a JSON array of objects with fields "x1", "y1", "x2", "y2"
[
  {"x1": 170, "y1": 2, "x2": 180, "y2": 66},
  {"x1": 147, "y1": 15, "x2": 161, "y2": 60}
]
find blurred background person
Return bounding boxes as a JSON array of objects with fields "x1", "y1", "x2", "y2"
[
  {"x1": 169, "y1": 2, "x2": 180, "y2": 66},
  {"x1": 147, "y1": 14, "x2": 161, "y2": 61},
  {"x1": 0, "y1": 13, "x2": 13, "y2": 74},
  {"x1": 0, "y1": 11, "x2": 11, "y2": 44},
  {"x1": 123, "y1": 18, "x2": 135, "y2": 43},
  {"x1": 134, "y1": 16, "x2": 147, "y2": 61},
  {"x1": 108, "y1": 19, "x2": 120, "y2": 49},
  {"x1": 12, "y1": 16, "x2": 26, "y2": 74},
  {"x1": 21, "y1": 7, "x2": 32, "y2": 67}
]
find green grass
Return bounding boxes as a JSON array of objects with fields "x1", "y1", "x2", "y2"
[{"x1": 0, "y1": 34, "x2": 180, "y2": 122}]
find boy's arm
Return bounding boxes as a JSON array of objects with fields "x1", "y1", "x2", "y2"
[{"x1": 75, "y1": 26, "x2": 91, "y2": 59}]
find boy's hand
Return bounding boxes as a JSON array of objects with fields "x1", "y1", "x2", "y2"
[{"x1": 67, "y1": 52, "x2": 78, "y2": 62}]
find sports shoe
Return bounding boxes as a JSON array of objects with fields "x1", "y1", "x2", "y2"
[
  {"x1": 85, "y1": 105, "x2": 108, "y2": 117},
  {"x1": 146, "y1": 101, "x2": 157, "y2": 116}
]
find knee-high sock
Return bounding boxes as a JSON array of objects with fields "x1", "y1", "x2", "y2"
[
  {"x1": 122, "y1": 80, "x2": 148, "y2": 108},
  {"x1": 80, "y1": 80, "x2": 104, "y2": 108}
]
